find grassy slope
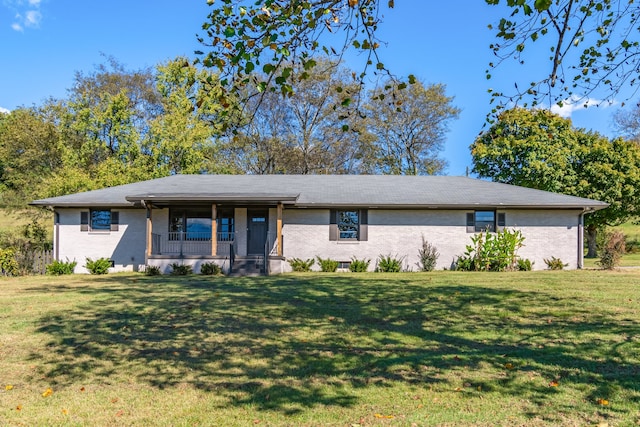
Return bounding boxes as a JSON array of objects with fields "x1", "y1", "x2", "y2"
[{"x1": 0, "y1": 271, "x2": 639, "y2": 426}]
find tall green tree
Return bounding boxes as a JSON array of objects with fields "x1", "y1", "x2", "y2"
[
  {"x1": 364, "y1": 80, "x2": 459, "y2": 175},
  {"x1": 471, "y1": 108, "x2": 640, "y2": 257},
  {"x1": 145, "y1": 58, "x2": 237, "y2": 175},
  {"x1": 0, "y1": 105, "x2": 64, "y2": 205}
]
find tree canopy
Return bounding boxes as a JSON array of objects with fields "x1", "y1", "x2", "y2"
[
  {"x1": 471, "y1": 107, "x2": 640, "y2": 256},
  {"x1": 487, "y1": 0, "x2": 640, "y2": 108},
  {"x1": 197, "y1": 1, "x2": 640, "y2": 111},
  {"x1": 197, "y1": 0, "x2": 395, "y2": 101}
]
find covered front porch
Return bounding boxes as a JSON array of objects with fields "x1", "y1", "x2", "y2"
[{"x1": 126, "y1": 193, "x2": 295, "y2": 275}]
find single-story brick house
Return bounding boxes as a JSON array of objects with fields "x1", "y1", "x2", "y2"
[{"x1": 30, "y1": 174, "x2": 607, "y2": 274}]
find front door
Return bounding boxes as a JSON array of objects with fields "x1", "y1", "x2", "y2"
[{"x1": 247, "y1": 209, "x2": 268, "y2": 255}]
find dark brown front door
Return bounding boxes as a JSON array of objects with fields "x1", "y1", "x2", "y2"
[{"x1": 247, "y1": 209, "x2": 268, "y2": 255}]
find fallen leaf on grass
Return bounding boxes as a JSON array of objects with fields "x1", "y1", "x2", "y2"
[
  {"x1": 16, "y1": 405, "x2": 22, "y2": 411},
  {"x1": 5, "y1": 385, "x2": 13, "y2": 390},
  {"x1": 62, "y1": 408, "x2": 68, "y2": 415},
  {"x1": 80, "y1": 387, "x2": 85, "y2": 392},
  {"x1": 374, "y1": 413, "x2": 395, "y2": 419},
  {"x1": 42, "y1": 388, "x2": 53, "y2": 397},
  {"x1": 597, "y1": 398, "x2": 609, "y2": 405},
  {"x1": 504, "y1": 362, "x2": 514, "y2": 370},
  {"x1": 115, "y1": 410, "x2": 124, "y2": 417},
  {"x1": 549, "y1": 381, "x2": 559, "y2": 387}
]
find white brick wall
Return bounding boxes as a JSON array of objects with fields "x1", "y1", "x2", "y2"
[
  {"x1": 57, "y1": 208, "x2": 147, "y2": 273},
  {"x1": 282, "y1": 208, "x2": 582, "y2": 271},
  {"x1": 56, "y1": 206, "x2": 583, "y2": 274}
]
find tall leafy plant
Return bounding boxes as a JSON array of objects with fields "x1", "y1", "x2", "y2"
[{"x1": 455, "y1": 229, "x2": 525, "y2": 272}]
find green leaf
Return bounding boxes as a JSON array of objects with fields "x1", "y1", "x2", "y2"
[
  {"x1": 224, "y1": 27, "x2": 236, "y2": 37},
  {"x1": 534, "y1": 0, "x2": 552, "y2": 12},
  {"x1": 263, "y1": 63, "x2": 275, "y2": 74}
]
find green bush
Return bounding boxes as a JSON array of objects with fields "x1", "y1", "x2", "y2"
[
  {"x1": 170, "y1": 263, "x2": 193, "y2": 276},
  {"x1": 0, "y1": 248, "x2": 19, "y2": 276},
  {"x1": 46, "y1": 259, "x2": 77, "y2": 275},
  {"x1": 144, "y1": 265, "x2": 162, "y2": 276},
  {"x1": 598, "y1": 231, "x2": 626, "y2": 270},
  {"x1": 417, "y1": 237, "x2": 439, "y2": 271},
  {"x1": 316, "y1": 256, "x2": 338, "y2": 272},
  {"x1": 376, "y1": 254, "x2": 405, "y2": 272},
  {"x1": 0, "y1": 220, "x2": 52, "y2": 275},
  {"x1": 625, "y1": 235, "x2": 640, "y2": 254},
  {"x1": 85, "y1": 257, "x2": 112, "y2": 275},
  {"x1": 200, "y1": 262, "x2": 223, "y2": 275},
  {"x1": 455, "y1": 229, "x2": 525, "y2": 272},
  {"x1": 544, "y1": 256, "x2": 567, "y2": 270},
  {"x1": 516, "y1": 258, "x2": 534, "y2": 271},
  {"x1": 288, "y1": 257, "x2": 315, "y2": 272},
  {"x1": 349, "y1": 257, "x2": 370, "y2": 272}
]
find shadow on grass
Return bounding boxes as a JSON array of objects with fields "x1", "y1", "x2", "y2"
[{"x1": 28, "y1": 274, "x2": 640, "y2": 416}]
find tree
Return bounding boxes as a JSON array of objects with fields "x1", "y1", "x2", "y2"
[
  {"x1": 487, "y1": 0, "x2": 640, "y2": 108},
  {"x1": 199, "y1": 1, "x2": 640, "y2": 111},
  {"x1": 613, "y1": 103, "x2": 640, "y2": 143},
  {"x1": 145, "y1": 58, "x2": 236, "y2": 175},
  {"x1": 198, "y1": 0, "x2": 394, "y2": 102},
  {"x1": 364, "y1": 80, "x2": 459, "y2": 175},
  {"x1": 0, "y1": 105, "x2": 64, "y2": 205},
  {"x1": 223, "y1": 59, "x2": 372, "y2": 174},
  {"x1": 471, "y1": 108, "x2": 640, "y2": 257}
]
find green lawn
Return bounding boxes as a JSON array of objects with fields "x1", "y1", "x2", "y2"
[{"x1": 0, "y1": 271, "x2": 639, "y2": 426}]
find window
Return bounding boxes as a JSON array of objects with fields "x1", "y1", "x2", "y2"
[
  {"x1": 169, "y1": 209, "x2": 211, "y2": 240},
  {"x1": 339, "y1": 211, "x2": 359, "y2": 239},
  {"x1": 329, "y1": 209, "x2": 368, "y2": 241},
  {"x1": 91, "y1": 210, "x2": 111, "y2": 230},
  {"x1": 81, "y1": 210, "x2": 119, "y2": 232},
  {"x1": 466, "y1": 211, "x2": 506, "y2": 233},
  {"x1": 475, "y1": 211, "x2": 495, "y2": 232},
  {"x1": 217, "y1": 209, "x2": 235, "y2": 242}
]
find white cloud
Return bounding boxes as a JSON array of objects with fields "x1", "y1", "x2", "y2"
[
  {"x1": 549, "y1": 95, "x2": 615, "y2": 118},
  {"x1": 5, "y1": 1, "x2": 43, "y2": 31},
  {"x1": 24, "y1": 9, "x2": 41, "y2": 26},
  {"x1": 0, "y1": 106, "x2": 10, "y2": 114}
]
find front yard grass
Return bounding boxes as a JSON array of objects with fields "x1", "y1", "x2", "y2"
[{"x1": 1, "y1": 271, "x2": 639, "y2": 426}]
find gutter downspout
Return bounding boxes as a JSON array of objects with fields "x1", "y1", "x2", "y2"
[{"x1": 578, "y1": 210, "x2": 585, "y2": 269}]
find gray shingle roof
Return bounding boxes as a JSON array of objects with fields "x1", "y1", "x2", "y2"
[{"x1": 30, "y1": 174, "x2": 608, "y2": 210}]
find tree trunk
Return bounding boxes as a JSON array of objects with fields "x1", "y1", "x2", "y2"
[{"x1": 585, "y1": 224, "x2": 598, "y2": 258}]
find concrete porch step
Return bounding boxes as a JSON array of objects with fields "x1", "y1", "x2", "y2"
[{"x1": 229, "y1": 256, "x2": 266, "y2": 277}]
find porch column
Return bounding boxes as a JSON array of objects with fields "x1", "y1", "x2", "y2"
[
  {"x1": 277, "y1": 202, "x2": 283, "y2": 257},
  {"x1": 211, "y1": 204, "x2": 217, "y2": 256},
  {"x1": 145, "y1": 205, "x2": 153, "y2": 263}
]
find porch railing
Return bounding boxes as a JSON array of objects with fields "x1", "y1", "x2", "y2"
[{"x1": 151, "y1": 232, "x2": 235, "y2": 256}]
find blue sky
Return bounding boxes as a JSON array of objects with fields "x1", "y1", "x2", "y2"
[{"x1": 0, "y1": 1, "x2": 625, "y2": 175}]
